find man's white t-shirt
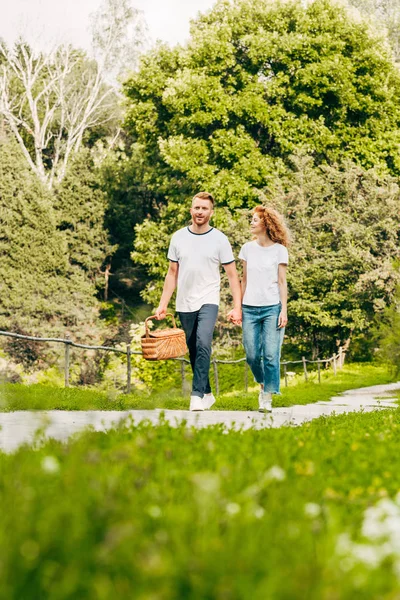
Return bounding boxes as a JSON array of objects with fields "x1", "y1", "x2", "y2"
[
  {"x1": 168, "y1": 227, "x2": 235, "y2": 312},
  {"x1": 239, "y1": 241, "x2": 289, "y2": 306}
]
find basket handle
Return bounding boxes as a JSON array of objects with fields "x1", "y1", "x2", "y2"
[{"x1": 144, "y1": 313, "x2": 177, "y2": 338}]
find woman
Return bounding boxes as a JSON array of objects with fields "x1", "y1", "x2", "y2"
[{"x1": 239, "y1": 206, "x2": 289, "y2": 412}]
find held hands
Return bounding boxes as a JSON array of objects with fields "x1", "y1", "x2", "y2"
[
  {"x1": 278, "y1": 310, "x2": 288, "y2": 329},
  {"x1": 227, "y1": 307, "x2": 242, "y2": 326}
]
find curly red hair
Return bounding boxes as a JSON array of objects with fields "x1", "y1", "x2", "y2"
[{"x1": 253, "y1": 206, "x2": 290, "y2": 247}]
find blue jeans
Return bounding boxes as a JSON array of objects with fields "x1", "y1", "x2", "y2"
[
  {"x1": 178, "y1": 304, "x2": 218, "y2": 398},
  {"x1": 242, "y1": 304, "x2": 284, "y2": 394}
]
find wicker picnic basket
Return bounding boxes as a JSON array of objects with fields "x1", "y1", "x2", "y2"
[{"x1": 141, "y1": 313, "x2": 187, "y2": 361}]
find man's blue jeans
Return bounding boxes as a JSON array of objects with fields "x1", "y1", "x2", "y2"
[
  {"x1": 178, "y1": 304, "x2": 218, "y2": 398},
  {"x1": 242, "y1": 303, "x2": 284, "y2": 394}
]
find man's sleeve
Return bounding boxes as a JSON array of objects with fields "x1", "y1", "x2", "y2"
[
  {"x1": 278, "y1": 245, "x2": 289, "y2": 265},
  {"x1": 220, "y1": 235, "x2": 235, "y2": 265},
  {"x1": 167, "y1": 235, "x2": 179, "y2": 262}
]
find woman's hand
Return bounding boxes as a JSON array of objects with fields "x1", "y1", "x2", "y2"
[
  {"x1": 278, "y1": 310, "x2": 288, "y2": 329},
  {"x1": 227, "y1": 308, "x2": 242, "y2": 326}
]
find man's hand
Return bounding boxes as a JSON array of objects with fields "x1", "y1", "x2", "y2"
[
  {"x1": 155, "y1": 305, "x2": 167, "y2": 320},
  {"x1": 227, "y1": 307, "x2": 242, "y2": 326},
  {"x1": 278, "y1": 310, "x2": 288, "y2": 329}
]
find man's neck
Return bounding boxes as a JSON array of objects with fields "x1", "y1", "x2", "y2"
[{"x1": 189, "y1": 222, "x2": 213, "y2": 234}]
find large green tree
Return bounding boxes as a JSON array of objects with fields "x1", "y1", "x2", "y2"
[
  {"x1": 54, "y1": 148, "x2": 116, "y2": 295},
  {"x1": 0, "y1": 137, "x2": 99, "y2": 334},
  {"x1": 124, "y1": 0, "x2": 400, "y2": 210}
]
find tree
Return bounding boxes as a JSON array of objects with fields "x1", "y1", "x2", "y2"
[
  {"x1": 376, "y1": 282, "x2": 400, "y2": 374},
  {"x1": 124, "y1": 0, "x2": 400, "y2": 210},
  {"x1": 279, "y1": 157, "x2": 400, "y2": 356},
  {"x1": 53, "y1": 148, "x2": 116, "y2": 294},
  {"x1": 0, "y1": 136, "x2": 99, "y2": 334},
  {"x1": 0, "y1": 0, "x2": 145, "y2": 188},
  {"x1": 347, "y1": 0, "x2": 400, "y2": 62}
]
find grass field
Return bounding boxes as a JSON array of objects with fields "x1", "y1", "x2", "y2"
[
  {"x1": 0, "y1": 362, "x2": 396, "y2": 412},
  {"x1": 2, "y1": 407, "x2": 400, "y2": 599}
]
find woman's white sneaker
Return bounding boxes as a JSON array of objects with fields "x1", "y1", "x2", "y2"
[
  {"x1": 190, "y1": 396, "x2": 204, "y2": 411},
  {"x1": 258, "y1": 391, "x2": 272, "y2": 413}
]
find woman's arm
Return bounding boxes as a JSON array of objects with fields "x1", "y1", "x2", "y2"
[
  {"x1": 241, "y1": 260, "x2": 247, "y2": 301},
  {"x1": 278, "y1": 263, "x2": 288, "y2": 328}
]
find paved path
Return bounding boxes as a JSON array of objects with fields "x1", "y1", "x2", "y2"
[{"x1": 0, "y1": 382, "x2": 399, "y2": 453}]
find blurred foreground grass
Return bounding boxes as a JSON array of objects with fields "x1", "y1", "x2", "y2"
[
  {"x1": 2, "y1": 408, "x2": 400, "y2": 598},
  {"x1": 0, "y1": 363, "x2": 396, "y2": 411}
]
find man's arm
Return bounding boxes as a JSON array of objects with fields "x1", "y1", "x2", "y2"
[
  {"x1": 223, "y1": 262, "x2": 242, "y2": 325},
  {"x1": 278, "y1": 263, "x2": 288, "y2": 328},
  {"x1": 155, "y1": 261, "x2": 179, "y2": 320}
]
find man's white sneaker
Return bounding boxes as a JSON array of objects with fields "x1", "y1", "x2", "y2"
[
  {"x1": 203, "y1": 393, "x2": 216, "y2": 410},
  {"x1": 190, "y1": 396, "x2": 204, "y2": 411},
  {"x1": 258, "y1": 391, "x2": 272, "y2": 413}
]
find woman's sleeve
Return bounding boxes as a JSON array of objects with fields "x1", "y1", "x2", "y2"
[{"x1": 278, "y1": 245, "x2": 289, "y2": 265}]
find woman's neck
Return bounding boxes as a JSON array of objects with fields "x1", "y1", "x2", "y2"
[{"x1": 255, "y1": 233, "x2": 274, "y2": 247}]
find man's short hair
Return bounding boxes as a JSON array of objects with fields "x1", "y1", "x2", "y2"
[{"x1": 192, "y1": 191, "x2": 215, "y2": 207}]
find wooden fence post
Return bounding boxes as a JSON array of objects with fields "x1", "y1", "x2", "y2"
[
  {"x1": 333, "y1": 354, "x2": 337, "y2": 376},
  {"x1": 180, "y1": 360, "x2": 185, "y2": 395},
  {"x1": 213, "y1": 358, "x2": 219, "y2": 396},
  {"x1": 64, "y1": 333, "x2": 70, "y2": 388},
  {"x1": 302, "y1": 356, "x2": 308, "y2": 382},
  {"x1": 317, "y1": 358, "x2": 321, "y2": 384},
  {"x1": 339, "y1": 346, "x2": 343, "y2": 369},
  {"x1": 283, "y1": 363, "x2": 288, "y2": 387},
  {"x1": 244, "y1": 361, "x2": 248, "y2": 393},
  {"x1": 126, "y1": 344, "x2": 132, "y2": 394}
]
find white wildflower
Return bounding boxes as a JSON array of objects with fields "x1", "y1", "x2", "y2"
[
  {"x1": 147, "y1": 505, "x2": 162, "y2": 519},
  {"x1": 304, "y1": 503, "x2": 321, "y2": 518},
  {"x1": 41, "y1": 456, "x2": 59, "y2": 474},
  {"x1": 265, "y1": 466, "x2": 286, "y2": 482},
  {"x1": 226, "y1": 502, "x2": 241, "y2": 516}
]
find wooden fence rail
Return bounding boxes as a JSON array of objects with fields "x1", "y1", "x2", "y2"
[{"x1": 0, "y1": 330, "x2": 345, "y2": 395}]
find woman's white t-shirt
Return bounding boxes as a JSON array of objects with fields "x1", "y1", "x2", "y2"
[{"x1": 239, "y1": 241, "x2": 288, "y2": 307}]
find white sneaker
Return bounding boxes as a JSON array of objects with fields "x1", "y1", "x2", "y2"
[
  {"x1": 258, "y1": 391, "x2": 272, "y2": 413},
  {"x1": 190, "y1": 396, "x2": 204, "y2": 411},
  {"x1": 203, "y1": 393, "x2": 216, "y2": 410}
]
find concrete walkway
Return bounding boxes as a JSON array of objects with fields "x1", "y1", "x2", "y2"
[{"x1": 0, "y1": 382, "x2": 399, "y2": 453}]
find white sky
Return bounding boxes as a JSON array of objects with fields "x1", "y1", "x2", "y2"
[{"x1": 0, "y1": 0, "x2": 217, "y2": 50}]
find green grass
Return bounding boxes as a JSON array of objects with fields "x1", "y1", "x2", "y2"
[
  {"x1": 2, "y1": 409, "x2": 400, "y2": 598},
  {"x1": 0, "y1": 363, "x2": 396, "y2": 412}
]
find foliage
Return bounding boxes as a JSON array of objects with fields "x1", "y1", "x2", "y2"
[
  {"x1": 3, "y1": 408, "x2": 400, "y2": 597},
  {"x1": 0, "y1": 137, "x2": 99, "y2": 336},
  {"x1": 124, "y1": 0, "x2": 400, "y2": 208},
  {"x1": 376, "y1": 283, "x2": 400, "y2": 375},
  {"x1": 100, "y1": 141, "x2": 161, "y2": 291},
  {"x1": 54, "y1": 148, "x2": 116, "y2": 290},
  {"x1": 3, "y1": 329, "x2": 45, "y2": 370},
  {"x1": 279, "y1": 157, "x2": 400, "y2": 356},
  {"x1": 347, "y1": 0, "x2": 400, "y2": 61}
]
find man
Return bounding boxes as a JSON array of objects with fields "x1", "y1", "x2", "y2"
[{"x1": 155, "y1": 192, "x2": 242, "y2": 411}]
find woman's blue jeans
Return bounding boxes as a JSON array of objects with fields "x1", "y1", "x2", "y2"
[{"x1": 242, "y1": 303, "x2": 284, "y2": 394}]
